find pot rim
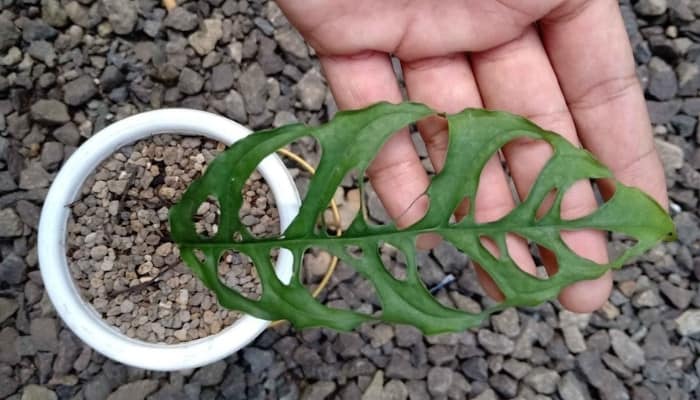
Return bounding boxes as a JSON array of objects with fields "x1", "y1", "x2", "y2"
[{"x1": 37, "y1": 108, "x2": 301, "y2": 371}]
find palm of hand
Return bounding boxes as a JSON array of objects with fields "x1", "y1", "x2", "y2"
[{"x1": 275, "y1": 0, "x2": 667, "y2": 313}]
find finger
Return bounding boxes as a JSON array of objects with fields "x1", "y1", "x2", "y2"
[
  {"x1": 401, "y1": 54, "x2": 537, "y2": 299},
  {"x1": 471, "y1": 27, "x2": 611, "y2": 312},
  {"x1": 540, "y1": 0, "x2": 667, "y2": 207},
  {"x1": 320, "y1": 52, "x2": 430, "y2": 228}
]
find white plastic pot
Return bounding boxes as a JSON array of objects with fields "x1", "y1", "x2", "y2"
[{"x1": 38, "y1": 109, "x2": 301, "y2": 371}]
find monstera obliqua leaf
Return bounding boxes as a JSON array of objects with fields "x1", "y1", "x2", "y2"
[{"x1": 169, "y1": 102, "x2": 675, "y2": 334}]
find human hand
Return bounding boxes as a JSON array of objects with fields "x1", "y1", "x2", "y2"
[{"x1": 276, "y1": 0, "x2": 668, "y2": 312}]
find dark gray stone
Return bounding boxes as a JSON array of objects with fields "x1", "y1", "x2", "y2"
[
  {"x1": 274, "y1": 27, "x2": 308, "y2": 59},
  {"x1": 643, "y1": 324, "x2": 672, "y2": 360},
  {"x1": 220, "y1": 89, "x2": 247, "y2": 123},
  {"x1": 301, "y1": 381, "x2": 335, "y2": 400},
  {"x1": 84, "y1": 374, "x2": 113, "y2": 400},
  {"x1": 0, "y1": 253, "x2": 25, "y2": 285},
  {"x1": 239, "y1": 63, "x2": 267, "y2": 115},
  {"x1": 27, "y1": 40, "x2": 57, "y2": 67},
  {"x1": 65, "y1": 2, "x2": 92, "y2": 28},
  {"x1": 242, "y1": 347, "x2": 274, "y2": 374},
  {"x1": 395, "y1": 325, "x2": 422, "y2": 348},
  {"x1": 673, "y1": 212, "x2": 700, "y2": 245},
  {"x1": 342, "y1": 357, "x2": 376, "y2": 377},
  {"x1": 0, "y1": 172, "x2": 12, "y2": 194},
  {"x1": 52, "y1": 122, "x2": 80, "y2": 146},
  {"x1": 188, "y1": 19, "x2": 222, "y2": 55},
  {"x1": 577, "y1": 351, "x2": 629, "y2": 400},
  {"x1": 385, "y1": 349, "x2": 427, "y2": 380},
  {"x1": 524, "y1": 367, "x2": 560, "y2": 394},
  {"x1": 635, "y1": 0, "x2": 668, "y2": 17},
  {"x1": 219, "y1": 365, "x2": 246, "y2": 400},
  {"x1": 42, "y1": 0, "x2": 68, "y2": 28},
  {"x1": 19, "y1": 164, "x2": 51, "y2": 190},
  {"x1": 179, "y1": 67, "x2": 204, "y2": 95},
  {"x1": 0, "y1": 327, "x2": 20, "y2": 364},
  {"x1": 53, "y1": 329, "x2": 81, "y2": 376},
  {"x1": 682, "y1": 97, "x2": 700, "y2": 115},
  {"x1": 164, "y1": 7, "x2": 198, "y2": 31},
  {"x1": 0, "y1": 15, "x2": 20, "y2": 51},
  {"x1": 101, "y1": 0, "x2": 138, "y2": 35},
  {"x1": 210, "y1": 64, "x2": 234, "y2": 92},
  {"x1": 488, "y1": 373, "x2": 517, "y2": 398},
  {"x1": 557, "y1": 372, "x2": 591, "y2": 400},
  {"x1": 31, "y1": 318, "x2": 59, "y2": 352},
  {"x1": 478, "y1": 330, "x2": 514, "y2": 355},
  {"x1": 427, "y1": 367, "x2": 452, "y2": 397},
  {"x1": 40, "y1": 142, "x2": 63, "y2": 170},
  {"x1": 671, "y1": 114, "x2": 697, "y2": 137},
  {"x1": 31, "y1": 100, "x2": 70, "y2": 125},
  {"x1": 427, "y1": 344, "x2": 456, "y2": 366},
  {"x1": 461, "y1": 357, "x2": 488, "y2": 381},
  {"x1": 647, "y1": 57, "x2": 677, "y2": 100},
  {"x1": 63, "y1": 76, "x2": 97, "y2": 106},
  {"x1": 0, "y1": 298, "x2": 18, "y2": 324},
  {"x1": 191, "y1": 360, "x2": 226, "y2": 386},
  {"x1": 680, "y1": 164, "x2": 700, "y2": 189},
  {"x1": 491, "y1": 309, "x2": 520, "y2": 338},
  {"x1": 660, "y1": 281, "x2": 694, "y2": 309},
  {"x1": 609, "y1": 329, "x2": 645, "y2": 370},
  {"x1": 646, "y1": 100, "x2": 683, "y2": 124},
  {"x1": 106, "y1": 380, "x2": 159, "y2": 400},
  {"x1": 22, "y1": 19, "x2": 58, "y2": 42},
  {"x1": 22, "y1": 384, "x2": 57, "y2": 400},
  {"x1": 149, "y1": 384, "x2": 189, "y2": 400},
  {"x1": 333, "y1": 332, "x2": 364, "y2": 359},
  {"x1": 100, "y1": 66, "x2": 125, "y2": 91},
  {"x1": 677, "y1": 61, "x2": 700, "y2": 96},
  {"x1": 16, "y1": 199, "x2": 40, "y2": 229},
  {"x1": 0, "y1": 208, "x2": 23, "y2": 238},
  {"x1": 296, "y1": 69, "x2": 326, "y2": 111}
]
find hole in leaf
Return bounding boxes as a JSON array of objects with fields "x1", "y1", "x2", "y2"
[
  {"x1": 502, "y1": 137, "x2": 554, "y2": 202},
  {"x1": 280, "y1": 136, "x2": 322, "y2": 203},
  {"x1": 345, "y1": 245, "x2": 364, "y2": 259},
  {"x1": 504, "y1": 233, "x2": 539, "y2": 278},
  {"x1": 238, "y1": 169, "x2": 280, "y2": 239},
  {"x1": 194, "y1": 195, "x2": 220, "y2": 238},
  {"x1": 608, "y1": 232, "x2": 639, "y2": 264},
  {"x1": 194, "y1": 249, "x2": 206, "y2": 263},
  {"x1": 473, "y1": 156, "x2": 519, "y2": 225},
  {"x1": 452, "y1": 197, "x2": 470, "y2": 223},
  {"x1": 302, "y1": 247, "x2": 334, "y2": 286},
  {"x1": 558, "y1": 179, "x2": 598, "y2": 221},
  {"x1": 478, "y1": 235, "x2": 500, "y2": 260},
  {"x1": 217, "y1": 249, "x2": 261, "y2": 301},
  {"x1": 379, "y1": 241, "x2": 407, "y2": 281},
  {"x1": 418, "y1": 248, "x2": 446, "y2": 288},
  {"x1": 321, "y1": 174, "x2": 361, "y2": 234},
  {"x1": 535, "y1": 188, "x2": 558, "y2": 220},
  {"x1": 410, "y1": 128, "x2": 436, "y2": 175},
  {"x1": 364, "y1": 180, "x2": 392, "y2": 226},
  {"x1": 418, "y1": 241, "x2": 483, "y2": 314},
  {"x1": 325, "y1": 261, "x2": 379, "y2": 316},
  {"x1": 559, "y1": 229, "x2": 610, "y2": 265},
  {"x1": 431, "y1": 238, "x2": 468, "y2": 275}
]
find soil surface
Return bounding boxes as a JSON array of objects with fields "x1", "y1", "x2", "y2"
[{"x1": 66, "y1": 135, "x2": 275, "y2": 344}]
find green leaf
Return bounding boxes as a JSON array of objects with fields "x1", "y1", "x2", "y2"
[{"x1": 170, "y1": 102, "x2": 676, "y2": 334}]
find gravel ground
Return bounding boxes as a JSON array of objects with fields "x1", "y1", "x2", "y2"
[{"x1": 0, "y1": 0, "x2": 699, "y2": 399}]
